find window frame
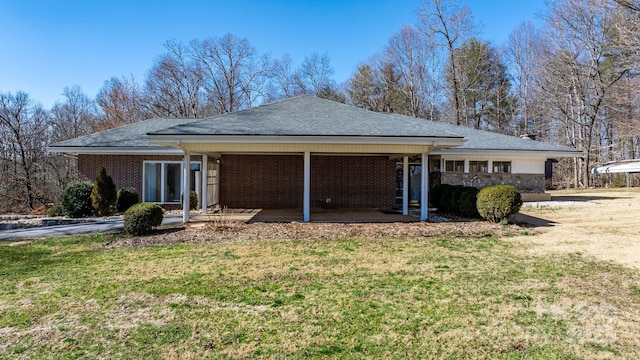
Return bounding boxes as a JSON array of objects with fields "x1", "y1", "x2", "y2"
[
  {"x1": 444, "y1": 160, "x2": 465, "y2": 172},
  {"x1": 469, "y1": 160, "x2": 489, "y2": 173},
  {"x1": 142, "y1": 160, "x2": 201, "y2": 203},
  {"x1": 492, "y1": 161, "x2": 512, "y2": 174}
]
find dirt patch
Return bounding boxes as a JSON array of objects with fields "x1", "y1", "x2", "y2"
[
  {"x1": 107, "y1": 220, "x2": 515, "y2": 248},
  {"x1": 512, "y1": 188, "x2": 640, "y2": 269}
]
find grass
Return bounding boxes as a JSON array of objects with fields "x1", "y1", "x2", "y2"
[{"x1": 2, "y1": 231, "x2": 640, "y2": 359}]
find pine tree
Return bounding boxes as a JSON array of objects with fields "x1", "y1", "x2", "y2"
[{"x1": 91, "y1": 167, "x2": 117, "y2": 216}]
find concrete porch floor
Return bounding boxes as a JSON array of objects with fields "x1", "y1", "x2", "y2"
[{"x1": 190, "y1": 208, "x2": 419, "y2": 223}]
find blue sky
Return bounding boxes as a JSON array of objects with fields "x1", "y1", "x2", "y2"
[{"x1": 0, "y1": 0, "x2": 544, "y2": 108}]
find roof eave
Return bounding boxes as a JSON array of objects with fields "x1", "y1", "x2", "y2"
[
  {"x1": 47, "y1": 146, "x2": 184, "y2": 155},
  {"x1": 432, "y1": 148, "x2": 585, "y2": 158}
]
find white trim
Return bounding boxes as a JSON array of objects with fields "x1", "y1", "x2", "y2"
[
  {"x1": 432, "y1": 148, "x2": 584, "y2": 158},
  {"x1": 201, "y1": 154, "x2": 208, "y2": 213},
  {"x1": 48, "y1": 147, "x2": 184, "y2": 155},
  {"x1": 403, "y1": 156, "x2": 409, "y2": 216},
  {"x1": 303, "y1": 151, "x2": 311, "y2": 222},
  {"x1": 420, "y1": 152, "x2": 429, "y2": 222},
  {"x1": 142, "y1": 160, "x2": 201, "y2": 204},
  {"x1": 183, "y1": 151, "x2": 191, "y2": 223}
]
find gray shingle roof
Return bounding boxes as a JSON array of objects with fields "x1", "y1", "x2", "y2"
[
  {"x1": 50, "y1": 96, "x2": 582, "y2": 155},
  {"x1": 50, "y1": 118, "x2": 199, "y2": 149},
  {"x1": 386, "y1": 113, "x2": 582, "y2": 153},
  {"x1": 149, "y1": 96, "x2": 461, "y2": 138}
]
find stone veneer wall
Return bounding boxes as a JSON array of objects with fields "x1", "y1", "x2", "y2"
[{"x1": 438, "y1": 172, "x2": 546, "y2": 193}]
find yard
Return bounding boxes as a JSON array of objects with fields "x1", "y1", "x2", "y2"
[{"x1": 1, "y1": 189, "x2": 640, "y2": 359}]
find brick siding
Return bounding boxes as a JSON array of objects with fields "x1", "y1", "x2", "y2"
[
  {"x1": 77, "y1": 154, "x2": 200, "y2": 204},
  {"x1": 220, "y1": 154, "x2": 396, "y2": 209}
]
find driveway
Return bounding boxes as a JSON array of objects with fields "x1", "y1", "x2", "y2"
[{"x1": 0, "y1": 215, "x2": 183, "y2": 241}]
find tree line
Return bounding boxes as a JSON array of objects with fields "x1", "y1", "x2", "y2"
[{"x1": 2, "y1": 0, "x2": 639, "y2": 213}]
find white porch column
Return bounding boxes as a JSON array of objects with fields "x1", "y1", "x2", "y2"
[
  {"x1": 183, "y1": 151, "x2": 191, "y2": 223},
  {"x1": 403, "y1": 156, "x2": 409, "y2": 216},
  {"x1": 201, "y1": 154, "x2": 208, "y2": 213},
  {"x1": 420, "y1": 152, "x2": 429, "y2": 222},
  {"x1": 303, "y1": 151, "x2": 311, "y2": 222}
]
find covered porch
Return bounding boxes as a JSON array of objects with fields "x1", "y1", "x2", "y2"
[{"x1": 190, "y1": 208, "x2": 420, "y2": 223}]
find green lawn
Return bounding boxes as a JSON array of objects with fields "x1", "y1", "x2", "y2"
[{"x1": 1, "y1": 231, "x2": 639, "y2": 359}]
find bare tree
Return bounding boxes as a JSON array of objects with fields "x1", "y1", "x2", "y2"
[
  {"x1": 298, "y1": 52, "x2": 336, "y2": 96},
  {"x1": 266, "y1": 53, "x2": 305, "y2": 101},
  {"x1": 540, "y1": 0, "x2": 633, "y2": 187},
  {"x1": 145, "y1": 40, "x2": 205, "y2": 118},
  {"x1": 191, "y1": 34, "x2": 269, "y2": 113},
  {"x1": 96, "y1": 76, "x2": 148, "y2": 130},
  {"x1": 418, "y1": 0, "x2": 475, "y2": 125},
  {"x1": 0, "y1": 91, "x2": 51, "y2": 211}
]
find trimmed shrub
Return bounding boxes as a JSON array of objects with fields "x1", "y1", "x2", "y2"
[
  {"x1": 46, "y1": 204, "x2": 65, "y2": 217},
  {"x1": 476, "y1": 185, "x2": 523, "y2": 223},
  {"x1": 430, "y1": 184, "x2": 450, "y2": 209},
  {"x1": 124, "y1": 203, "x2": 164, "y2": 235},
  {"x1": 91, "y1": 167, "x2": 117, "y2": 216},
  {"x1": 458, "y1": 187, "x2": 480, "y2": 218},
  {"x1": 116, "y1": 187, "x2": 139, "y2": 213},
  {"x1": 62, "y1": 181, "x2": 94, "y2": 218}
]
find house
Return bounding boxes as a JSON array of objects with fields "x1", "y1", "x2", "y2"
[{"x1": 48, "y1": 96, "x2": 584, "y2": 222}]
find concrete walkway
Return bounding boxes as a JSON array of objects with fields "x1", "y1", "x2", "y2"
[{"x1": 0, "y1": 215, "x2": 183, "y2": 241}]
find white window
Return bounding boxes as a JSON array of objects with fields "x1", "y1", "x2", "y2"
[
  {"x1": 469, "y1": 161, "x2": 488, "y2": 173},
  {"x1": 493, "y1": 161, "x2": 512, "y2": 173},
  {"x1": 143, "y1": 161, "x2": 200, "y2": 203},
  {"x1": 445, "y1": 160, "x2": 464, "y2": 172}
]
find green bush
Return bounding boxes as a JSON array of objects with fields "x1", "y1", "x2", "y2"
[
  {"x1": 430, "y1": 184, "x2": 450, "y2": 209},
  {"x1": 46, "y1": 203, "x2": 65, "y2": 217},
  {"x1": 124, "y1": 203, "x2": 164, "y2": 235},
  {"x1": 91, "y1": 167, "x2": 117, "y2": 216},
  {"x1": 457, "y1": 187, "x2": 480, "y2": 218},
  {"x1": 476, "y1": 185, "x2": 523, "y2": 223},
  {"x1": 62, "y1": 181, "x2": 94, "y2": 218},
  {"x1": 182, "y1": 191, "x2": 199, "y2": 210},
  {"x1": 116, "y1": 187, "x2": 139, "y2": 213}
]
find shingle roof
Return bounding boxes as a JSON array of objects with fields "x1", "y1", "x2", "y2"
[
  {"x1": 149, "y1": 96, "x2": 461, "y2": 138},
  {"x1": 49, "y1": 96, "x2": 582, "y2": 156},
  {"x1": 386, "y1": 113, "x2": 582, "y2": 153},
  {"x1": 49, "y1": 118, "x2": 199, "y2": 149}
]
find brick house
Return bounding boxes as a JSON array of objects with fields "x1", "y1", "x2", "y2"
[{"x1": 49, "y1": 96, "x2": 583, "y2": 222}]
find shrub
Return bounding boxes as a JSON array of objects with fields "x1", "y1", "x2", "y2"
[
  {"x1": 46, "y1": 204, "x2": 65, "y2": 217},
  {"x1": 430, "y1": 184, "x2": 450, "y2": 209},
  {"x1": 476, "y1": 185, "x2": 523, "y2": 223},
  {"x1": 91, "y1": 167, "x2": 117, "y2": 216},
  {"x1": 124, "y1": 203, "x2": 164, "y2": 235},
  {"x1": 457, "y1": 187, "x2": 480, "y2": 218},
  {"x1": 62, "y1": 181, "x2": 94, "y2": 218},
  {"x1": 116, "y1": 187, "x2": 139, "y2": 213},
  {"x1": 182, "y1": 191, "x2": 199, "y2": 210}
]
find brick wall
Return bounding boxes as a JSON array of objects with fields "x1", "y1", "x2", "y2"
[
  {"x1": 220, "y1": 154, "x2": 304, "y2": 208},
  {"x1": 219, "y1": 154, "x2": 396, "y2": 209},
  {"x1": 77, "y1": 154, "x2": 199, "y2": 203}
]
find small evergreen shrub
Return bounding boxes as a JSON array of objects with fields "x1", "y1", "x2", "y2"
[
  {"x1": 476, "y1": 185, "x2": 523, "y2": 223},
  {"x1": 448, "y1": 185, "x2": 467, "y2": 212},
  {"x1": 62, "y1": 181, "x2": 94, "y2": 218},
  {"x1": 182, "y1": 191, "x2": 199, "y2": 210},
  {"x1": 91, "y1": 167, "x2": 117, "y2": 216},
  {"x1": 430, "y1": 184, "x2": 450, "y2": 209},
  {"x1": 458, "y1": 187, "x2": 480, "y2": 218},
  {"x1": 124, "y1": 203, "x2": 164, "y2": 235},
  {"x1": 190, "y1": 191, "x2": 198, "y2": 210},
  {"x1": 46, "y1": 203, "x2": 65, "y2": 217},
  {"x1": 116, "y1": 187, "x2": 139, "y2": 213}
]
